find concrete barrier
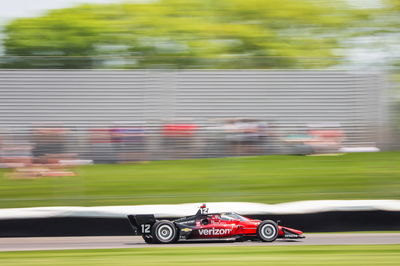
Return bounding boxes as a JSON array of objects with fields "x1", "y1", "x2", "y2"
[{"x1": 1, "y1": 200, "x2": 399, "y2": 237}]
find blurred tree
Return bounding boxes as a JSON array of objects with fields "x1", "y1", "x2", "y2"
[{"x1": 1, "y1": 0, "x2": 364, "y2": 69}]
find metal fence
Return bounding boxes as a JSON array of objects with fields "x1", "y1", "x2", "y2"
[{"x1": 0, "y1": 70, "x2": 392, "y2": 163}]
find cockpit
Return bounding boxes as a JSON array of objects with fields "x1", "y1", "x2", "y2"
[
  {"x1": 219, "y1": 212, "x2": 249, "y2": 221},
  {"x1": 203, "y1": 212, "x2": 249, "y2": 223}
]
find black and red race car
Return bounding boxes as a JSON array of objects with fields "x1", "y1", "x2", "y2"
[{"x1": 128, "y1": 204, "x2": 304, "y2": 244}]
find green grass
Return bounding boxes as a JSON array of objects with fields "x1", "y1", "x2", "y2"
[
  {"x1": 1, "y1": 152, "x2": 400, "y2": 208},
  {"x1": 0, "y1": 245, "x2": 399, "y2": 266}
]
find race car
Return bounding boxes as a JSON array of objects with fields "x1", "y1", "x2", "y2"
[{"x1": 127, "y1": 204, "x2": 304, "y2": 244}]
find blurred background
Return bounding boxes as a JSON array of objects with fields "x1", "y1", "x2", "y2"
[{"x1": 0, "y1": 0, "x2": 399, "y2": 208}]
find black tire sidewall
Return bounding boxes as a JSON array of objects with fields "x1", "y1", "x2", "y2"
[
  {"x1": 151, "y1": 220, "x2": 178, "y2": 244},
  {"x1": 142, "y1": 234, "x2": 153, "y2": 244},
  {"x1": 257, "y1": 220, "x2": 278, "y2": 242}
]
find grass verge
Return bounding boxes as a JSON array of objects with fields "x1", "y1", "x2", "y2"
[
  {"x1": 0, "y1": 245, "x2": 400, "y2": 266},
  {"x1": 1, "y1": 152, "x2": 399, "y2": 208}
]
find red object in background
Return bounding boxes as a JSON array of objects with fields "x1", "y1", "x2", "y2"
[
  {"x1": 162, "y1": 124, "x2": 198, "y2": 136},
  {"x1": 309, "y1": 130, "x2": 343, "y2": 139},
  {"x1": 89, "y1": 129, "x2": 111, "y2": 143}
]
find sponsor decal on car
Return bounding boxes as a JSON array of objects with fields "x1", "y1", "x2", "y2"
[
  {"x1": 198, "y1": 228, "x2": 232, "y2": 236},
  {"x1": 180, "y1": 220, "x2": 195, "y2": 225}
]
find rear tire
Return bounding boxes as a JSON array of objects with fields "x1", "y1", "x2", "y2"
[
  {"x1": 142, "y1": 235, "x2": 153, "y2": 244},
  {"x1": 151, "y1": 220, "x2": 178, "y2": 244},
  {"x1": 257, "y1": 220, "x2": 278, "y2": 242}
]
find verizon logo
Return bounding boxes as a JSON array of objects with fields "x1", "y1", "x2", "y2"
[{"x1": 199, "y1": 228, "x2": 232, "y2": 236}]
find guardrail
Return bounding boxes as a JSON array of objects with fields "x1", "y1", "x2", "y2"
[{"x1": 1, "y1": 200, "x2": 399, "y2": 237}]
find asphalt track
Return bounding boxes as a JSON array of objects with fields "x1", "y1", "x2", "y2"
[{"x1": 1, "y1": 233, "x2": 400, "y2": 251}]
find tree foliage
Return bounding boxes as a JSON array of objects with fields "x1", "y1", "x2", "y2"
[{"x1": 2, "y1": 0, "x2": 363, "y2": 69}]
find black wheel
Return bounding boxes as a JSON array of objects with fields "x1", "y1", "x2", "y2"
[
  {"x1": 151, "y1": 220, "x2": 178, "y2": 244},
  {"x1": 142, "y1": 235, "x2": 153, "y2": 244},
  {"x1": 257, "y1": 220, "x2": 278, "y2": 242}
]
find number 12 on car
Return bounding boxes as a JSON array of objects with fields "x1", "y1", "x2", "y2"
[{"x1": 141, "y1": 224, "x2": 151, "y2": 233}]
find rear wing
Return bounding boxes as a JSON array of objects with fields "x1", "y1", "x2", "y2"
[{"x1": 127, "y1": 214, "x2": 156, "y2": 235}]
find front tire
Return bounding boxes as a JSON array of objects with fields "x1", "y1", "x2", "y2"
[
  {"x1": 257, "y1": 220, "x2": 278, "y2": 242},
  {"x1": 151, "y1": 220, "x2": 178, "y2": 244}
]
